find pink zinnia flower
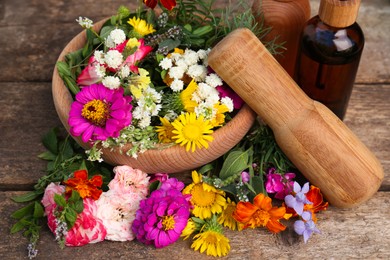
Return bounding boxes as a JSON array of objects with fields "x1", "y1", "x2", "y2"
[
  {"x1": 68, "y1": 83, "x2": 132, "y2": 143},
  {"x1": 265, "y1": 168, "x2": 295, "y2": 200},
  {"x1": 109, "y1": 165, "x2": 150, "y2": 197},
  {"x1": 132, "y1": 179, "x2": 191, "y2": 248},
  {"x1": 77, "y1": 56, "x2": 104, "y2": 86}
]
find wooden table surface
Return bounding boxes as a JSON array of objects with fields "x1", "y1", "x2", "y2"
[{"x1": 1, "y1": 0, "x2": 389, "y2": 259}]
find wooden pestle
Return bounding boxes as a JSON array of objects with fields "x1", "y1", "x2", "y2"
[{"x1": 208, "y1": 28, "x2": 384, "y2": 208}]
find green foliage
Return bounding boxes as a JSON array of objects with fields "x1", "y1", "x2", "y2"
[{"x1": 10, "y1": 128, "x2": 113, "y2": 255}]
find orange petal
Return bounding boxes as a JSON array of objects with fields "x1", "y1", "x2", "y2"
[
  {"x1": 233, "y1": 201, "x2": 258, "y2": 223},
  {"x1": 266, "y1": 219, "x2": 286, "y2": 233},
  {"x1": 254, "y1": 193, "x2": 272, "y2": 211},
  {"x1": 90, "y1": 175, "x2": 103, "y2": 187},
  {"x1": 74, "y1": 169, "x2": 88, "y2": 180},
  {"x1": 269, "y1": 206, "x2": 287, "y2": 219}
]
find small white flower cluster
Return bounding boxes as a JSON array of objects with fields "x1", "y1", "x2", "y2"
[
  {"x1": 90, "y1": 29, "x2": 140, "y2": 90},
  {"x1": 76, "y1": 17, "x2": 93, "y2": 29},
  {"x1": 159, "y1": 48, "x2": 234, "y2": 120},
  {"x1": 133, "y1": 86, "x2": 162, "y2": 128}
]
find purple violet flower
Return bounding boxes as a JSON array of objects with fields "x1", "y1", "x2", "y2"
[
  {"x1": 284, "y1": 182, "x2": 312, "y2": 215},
  {"x1": 132, "y1": 180, "x2": 191, "y2": 248},
  {"x1": 294, "y1": 211, "x2": 321, "y2": 243}
]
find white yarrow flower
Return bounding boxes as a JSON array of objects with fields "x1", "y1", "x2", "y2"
[
  {"x1": 120, "y1": 65, "x2": 130, "y2": 79},
  {"x1": 168, "y1": 66, "x2": 185, "y2": 79},
  {"x1": 183, "y1": 49, "x2": 199, "y2": 65},
  {"x1": 197, "y1": 49, "x2": 208, "y2": 60},
  {"x1": 105, "y1": 37, "x2": 115, "y2": 48},
  {"x1": 76, "y1": 17, "x2": 93, "y2": 29},
  {"x1": 205, "y1": 73, "x2": 223, "y2": 88},
  {"x1": 187, "y1": 64, "x2": 207, "y2": 81},
  {"x1": 170, "y1": 79, "x2": 184, "y2": 92},
  {"x1": 94, "y1": 50, "x2": 105, "y2": 64},
  {"x1": 175, "y1": 58, "x2": 188, "y2": 71},
  {"x1": 109, "y1": 29, "x2": 126, "y2": 45},
  {"x1": 105, "y1": 50, "x2": 123, "y2": 69},
  {"x1": 138, "y1": 116, "x2": 151, "y2": 129},
  {"x1": 221, "y1": 97, "x2": 234, "y2": 112},
  {"x1": 102, "y1": 76, "x2": 121, "y2": 89},
  {"x1": 94, "y1": 64, "x2": 106, "y2": 78},
  {"x1": 159, "y1": 57, "x2": 173, "y2": 70}
]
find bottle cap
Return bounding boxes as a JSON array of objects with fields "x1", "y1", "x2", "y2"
[{"x1": 319, "y1": 0, "x2": 361, "y2": 28}]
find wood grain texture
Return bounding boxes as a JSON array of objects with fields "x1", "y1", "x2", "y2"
[
  {"x1": 208, "y1": 28, "x2": 384, "y2": 207},
  {"x1": 0, "y1": 0, "x2": 389, "y2": 258}
]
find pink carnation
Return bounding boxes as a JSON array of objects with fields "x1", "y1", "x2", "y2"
[
  {"x1": 65, "y1": 198, "x2": 107, "y2": 246},
  {"x1": 109, "y1": 165, "x2": 150, "y2": 197},
  {"x1": 96, "y1": 190, "x2": 143, "y2": 241},
  {"x1": 41, "y1": 183, "x2": 65, "y2": 215},
  {"x1": 45, "y1": 197, "x2": 106, "y2": 247}
]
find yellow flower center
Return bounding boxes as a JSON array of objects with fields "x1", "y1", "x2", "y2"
[
  {"x1": 81, "y1": 99, "x2": 109, "y2": 126},
  {"x1": 161, "y1": 215, "x2": 175, "y2": 231},
  {"x1": 182, "y1": 123, "x2": 202, "y2": 141},
  {"x1": 253, "y1": 209, "x2": 271, "y2": 227},
  {"x1": 191, "y1": 184, "x2": 216, "y2": 207}
]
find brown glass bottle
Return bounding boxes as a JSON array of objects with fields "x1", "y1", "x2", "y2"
[{"x1": 296, "y1": 0, "x2": 364, "y2": 120}]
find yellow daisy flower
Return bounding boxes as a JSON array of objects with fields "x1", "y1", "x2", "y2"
[
  {"x1": 180, "y1": 80, "x2": 198, "y2": 112},
  {"x1": 180, "y1": 218, "x2": 197, "y2": 240},
  {"x1": 171, "y1": 113, "x2": 214, "y2": 152},
  {"x1": 128, "y1": 17, "x2": 156, "y2": 37},
  {"x1": 129, "y1": 68, "x2": 151, "y2": 99},
  {"x1": 191, "y1": 230, "x2": 230, "y2": 257},
  {"x1": 156, "y1": 117, "x2": 175, "y2": 143},
  {"x1": 182, "y1": 171, "x2": 226, "y2": 219},
  {"x1": 211, "y1": 103, "x2": 229, "y2": 127},
  {"x1": 218, "y1": 197, "x2": 243, "y2": 231}
]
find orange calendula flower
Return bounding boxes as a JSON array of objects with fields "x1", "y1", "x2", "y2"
[
  {"x1": 233, "y1": 193, "x2": 287, "y2": 233},
  {"x1": 63, "y1": 169, "x2": 103, "y2": 200},
  {"x1": 144, "y1": 0, "x2": 176, "y2": 11}
]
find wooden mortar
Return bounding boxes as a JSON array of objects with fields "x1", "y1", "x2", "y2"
[{"x1": 208, "y1": 28, "x2": 384, "y2": 208}]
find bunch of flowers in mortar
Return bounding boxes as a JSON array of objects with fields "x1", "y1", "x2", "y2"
[{"x1": 57, "y1": 0, "x2": 271, "y2": 162}]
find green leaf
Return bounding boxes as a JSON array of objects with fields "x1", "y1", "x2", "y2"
[
  {"x1": 11, "y1": 203, "x2": 34, "y2": 219},
  {"x1": 69, "y1": 190, "x2": 80, "y2": 202},
  {"x1": 251, "y1": 175, "x2": 266, "y2": 195},
  {"x1": 59, "y1": 138, "x2": 75, "y2": 160},
  {"x1": 219, "y1": 150, "x2": 249, "y2": 180},
  {"x1": 158, "y1": 39, "x2": 181, "y2": 52},
  {"x1": 56, "y1": 61, "x2": 72, "y2": 77},
  {"x1": 64, "y1": 76, "x2": 80, "y2": 95},
  {"x1": 192, "y1": 25, "x2": 213, "y2": 36},
  {"x1": 78, "y1": 160, "x2": 87, "y2": 171},
  {"x1": 149, "y1": 180, "x2": 161, "y2": 193},
  {"x1": 11, "y1": 191, "x2": 42, "y2": 203},
  {"x1": 54, "y1": 194, "x2": 66, "y2": 207},
  {"x1": 38, "y1": 151, "x2": 57, "y2": 161},
  {"x1": 65, "y1": 208, "x2": 78, "y2": 227},
  {"x1": 42, "y1": 128, "x2": 58, "y2": 154},
  {"x1": 73, "y1": 199, "x2": 84, "y2": 214},
  {"x1": 197, "y1": 163, "x2": 214, "y2": 175},
  {"x1": 10, "y1": 221, "x2": 26, "y2": 234},
  {"x1": 33, "y1": 202, "x2": 44, "y2": 219}
]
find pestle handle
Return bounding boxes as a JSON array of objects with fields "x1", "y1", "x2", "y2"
[{"x1": 208, "y1": 28, "x2": 383, "y2": 207}]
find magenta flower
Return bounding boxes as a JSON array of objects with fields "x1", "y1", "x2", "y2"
[
  {"x1": 68, "y1": 83, "x2": 132, "y2": 143},
  {"x1": 132, "y1": 179, "x2": 191, "y2": 248},
  {"x1": 241, "y1": 171, "x2": 250, "y2": 183},
  {"x1": 123, "y1": 38, "x2": 153, "y2": 73},
  {"x1": 77, "y1": 56, "x2": 104, "y2": 86},
  {"x1": 216, "y1": 84, "x2": 244, "y2": 109},
  {"x1": 265, "y1": 168, "x2": 295, "y2": 200}
]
